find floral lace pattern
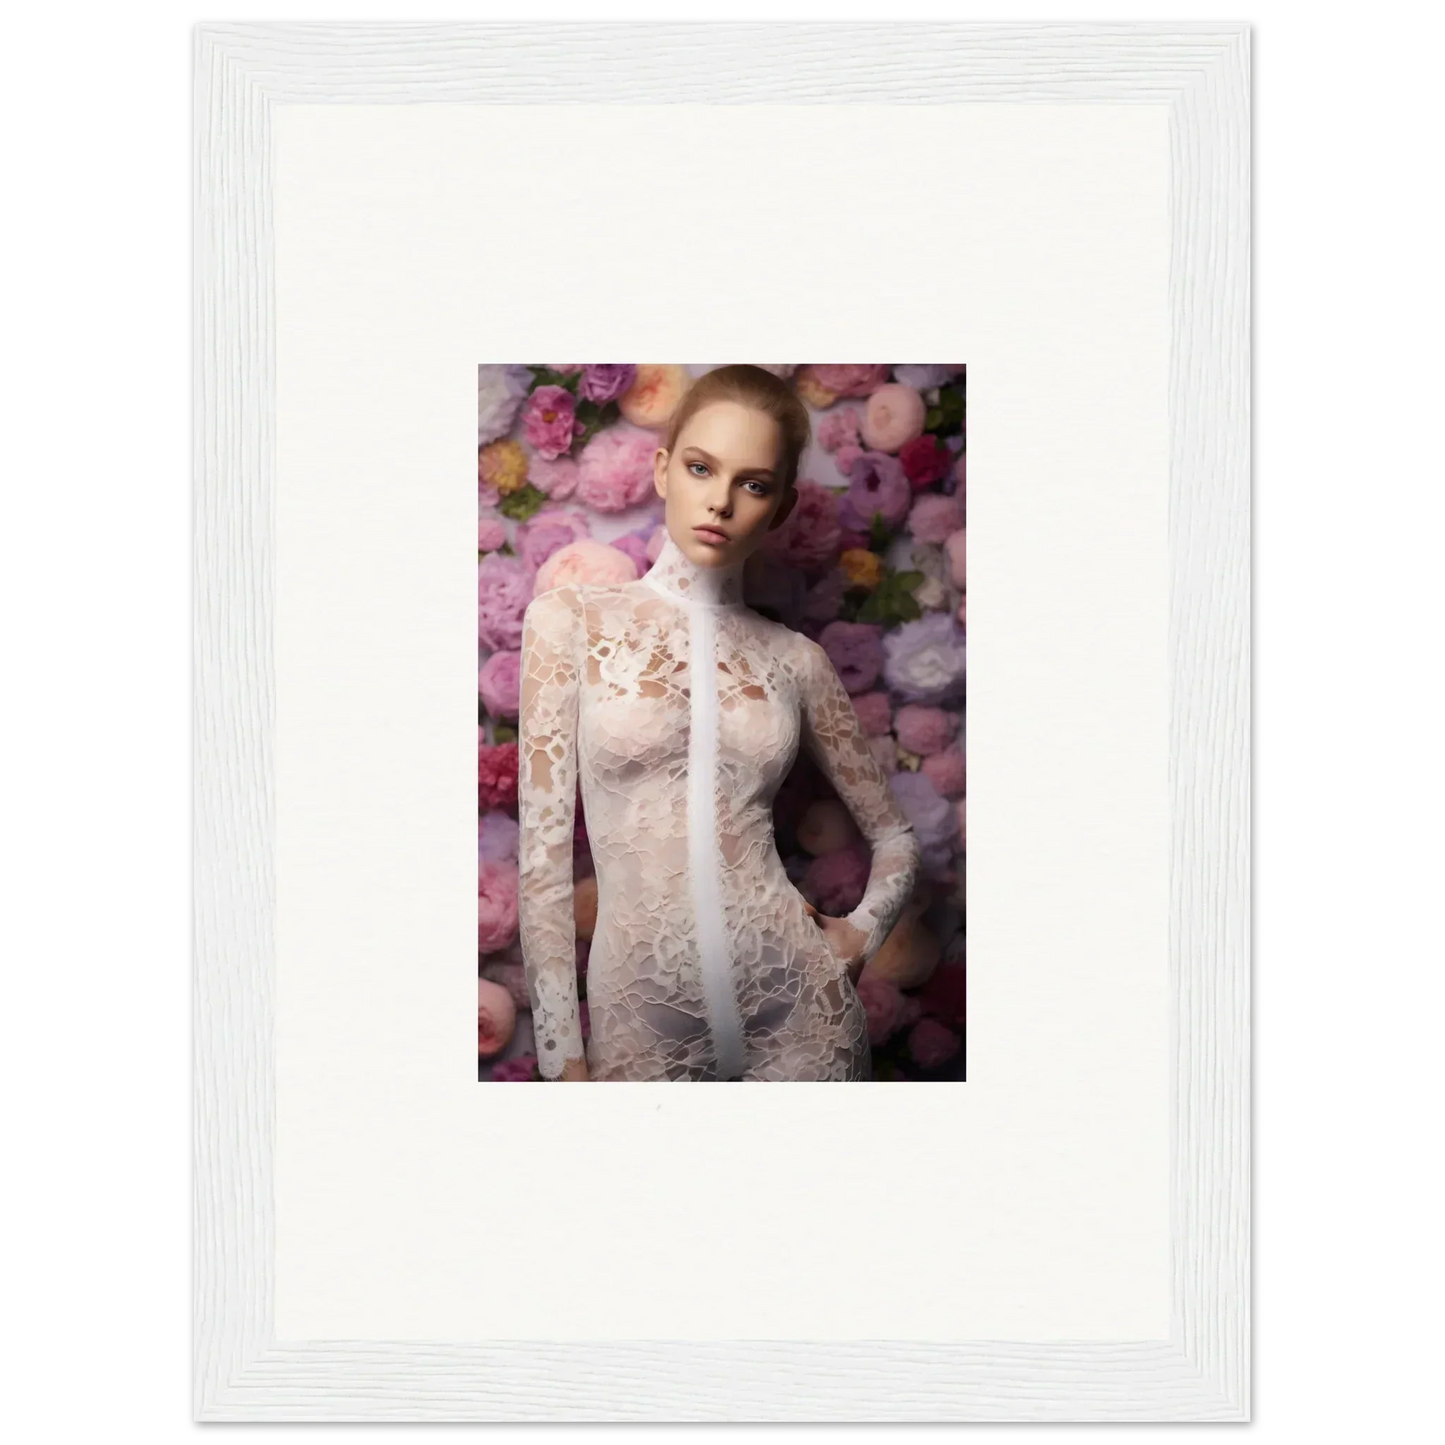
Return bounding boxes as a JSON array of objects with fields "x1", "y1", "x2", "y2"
[{"x1": 517, "y1": 532, "x2": 921, "y2": 1080}]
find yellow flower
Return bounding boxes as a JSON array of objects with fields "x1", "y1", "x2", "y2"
[
  {"x1": 839, "y1": 547, "x2": 883, "y2": 589},
  {"x1": 480, "y1": 438, "x2": 529, "y2": 496},
  {"x1": 794, "y1": 370, "x2": 839, "y2": 409}
]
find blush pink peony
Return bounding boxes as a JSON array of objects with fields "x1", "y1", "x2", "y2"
[
  {"x1": 908, "y1": 493, "x2": 966, "y2": 545},
  {"x1": 850, "y1": 690, "x2": 893, "y2": 737},
  {"x1": 534, "y1": 539, "x2": 639, "y2": 592},
  {"x1": 576, "y1": 421, "x2": 662, "y2": 512},
  {"x1": 528, "y1": 454, "x2": 580, "y2": 501}
]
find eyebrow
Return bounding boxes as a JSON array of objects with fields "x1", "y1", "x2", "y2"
[{"x1": 681, "y1": 445, "x2": 776, "y2": 480}]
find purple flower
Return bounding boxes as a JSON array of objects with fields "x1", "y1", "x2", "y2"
[
  {"x1": 578, "y1": 364, "x2": 637, "y2": 405},
  {"x1": 889, "y1": 770, "x2": 957, "y2": 877},
  {"x1": 818, "y1": 620, "x2": 885, "y2": 694},
  {"x1": 477, "y1": 553, "x2": 535, "y2": 651},
  {"x1": 838, "y1": 450, "x2": 911, "y2": 532},
  {"x1": 516, "y1": 507, "x2": 592, "y2": 573},
  {"x1": 477, "y1": 364, "x2": 533, "y2": 446},
  {"x1": 522, "y1": 385, "x2": 582, "y2": 460},
  {"x1": 882, "y1": 612, "x2": 967, "y2": 705},
  {"x1": 479, "y1": 809, "x2": 520, "y2": 863},
  {"x1": 892, "y1": 365, "x2": 958, "y2": 391}
]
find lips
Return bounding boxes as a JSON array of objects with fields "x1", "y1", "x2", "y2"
[{"x1": 693, "y1": 525, "x2": 731, "y2": 544}]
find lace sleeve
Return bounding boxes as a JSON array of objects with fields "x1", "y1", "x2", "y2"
[
  {"x1": 799, "y1": 636, "x2": 922, "y2": 963},
  {"x1": 517, "y1": 585, "x2": 586, "y2": 1079}
]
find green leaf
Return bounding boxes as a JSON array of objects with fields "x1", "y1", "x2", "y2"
[
  {"x1": 868, "y1": 513, "x2": 892, "y2": 550},
  {"x1": 492, "y1": 722, "x2": 517, "y2": 744},
  {"x1": 528, "y1": 366, "x2": 579, "y2": 393},
  {"x1": 498, "y1": 484, "x2": 548, "y2": 522},
  {"x1": 892, "y1": 569, "x2": 926, "y2": 592}
]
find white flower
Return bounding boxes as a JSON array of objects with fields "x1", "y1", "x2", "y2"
[{"x1": 478, "y1": 365, "x2": 533, "y2": 446}]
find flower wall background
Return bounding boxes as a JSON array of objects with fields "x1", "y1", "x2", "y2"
[{"x1": 478, "y1": 364, "x2": 966, "y2": 1081}]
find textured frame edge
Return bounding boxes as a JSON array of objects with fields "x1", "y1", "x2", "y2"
[{"x1": 193, "y1": 20, "x2": 1250, "y2": 1422}]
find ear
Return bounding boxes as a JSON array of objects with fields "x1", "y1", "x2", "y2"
[
  {"x1": 653, "y1": 447, "x2": 669, "y2": 500},
  {"x1": 766, "y1": 483, "x2": 800, "y2": 531}
]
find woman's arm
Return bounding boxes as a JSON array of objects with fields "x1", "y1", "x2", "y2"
[
  {"x1": 799, "y1": 636, "x2": 921, "y2": 966},
  {"x1": 517, "y1": 585, "x2": 588, "y2": 1079}
]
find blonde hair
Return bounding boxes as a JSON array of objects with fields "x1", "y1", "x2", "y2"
[{"x1": 663, "y1": 365, "x2": 811, "y2": 491}]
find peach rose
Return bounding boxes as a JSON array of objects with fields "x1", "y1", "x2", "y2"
[
  {"x1": 796, "y1": 799, "x2": 859, "y2": 857},
  {"x1": 534, "y1": 538, "x2": 638, "y2": 592},
  {"x1": 478, "y1": 977, "x2": 518, "y2": 1059},
  {"x1": 574, "y1": 875, "x2": 598, "y2": 940},
  {"x1": 861, "y1": 383, "x2": 926, "y2": 453},
  {"x1": 860, "y1": 888, "x2": 940, "y2": 991},
  {"x1": 619, "y1": 364, "x2": 692, "y2": 429},
  {"x1": 944, "y1": 529, "x2": 966, "y2": 588}
]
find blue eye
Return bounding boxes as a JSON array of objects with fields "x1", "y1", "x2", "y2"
[
  {"x1": 745, "y1": 480, "x2": 769, "y2": 496},
  {"x1": 688, "y1": 462, "x2": 709, "y2": 477}
]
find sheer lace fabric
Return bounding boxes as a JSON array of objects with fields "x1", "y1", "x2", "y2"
[{"x1": 517, "y1": 532, "x2": 921, "y2": 1081}]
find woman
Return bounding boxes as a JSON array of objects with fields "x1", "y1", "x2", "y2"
[{"x1": 517, "y1": 365, "x2": 920, "y2": 1081}]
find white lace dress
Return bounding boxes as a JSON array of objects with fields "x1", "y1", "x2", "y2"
[{"x1": 516, "y1": 531, "x2": 921, "y2": 1081}]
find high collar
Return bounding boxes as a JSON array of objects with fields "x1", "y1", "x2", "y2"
[{"x1": 642, "y1": 528, "x2": 747, "y2": 608}]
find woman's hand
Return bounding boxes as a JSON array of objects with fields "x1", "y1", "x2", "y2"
[
  {"x1": 557, "y1": 1054, "x2": 590, "y2": 1081},
  {"x1": 802, "y1": 901, "x2": 869, "y2": 986}
]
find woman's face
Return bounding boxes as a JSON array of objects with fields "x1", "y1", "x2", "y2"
[{"x1": 653, "y1": 399, "x2": 799, "y2": 570}]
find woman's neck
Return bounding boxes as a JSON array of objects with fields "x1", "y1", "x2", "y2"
[{"x1": 642, "y1": 528, "x2": 747, "y2": 608}]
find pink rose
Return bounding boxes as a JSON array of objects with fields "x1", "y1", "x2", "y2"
[
  {"x1": 894, "y1": 704, "x2": 956, "y2": 757},
  {"x1": 517, "y1": 506, "x2": 592, "y2": 572},
  {"x1": 490, "y1": 1053, "x2": 540, "y2": 1082},
  {"x1": 522, "y1": 384, "x2": 583, "y2": 460},
  {"x1": 816, "y1": 405, "x2": 864, "y2": 453},
  {"x1": 856, "y1": 973, "x2": 907, "y2": 1045},
  {"x1": 861, "y1": 383, "x2": 926, "y2": 453},
  {"x1": 818, "y1": 620, "x2": 885, "y2": 694},
  {"x1": 908, "y1": 493, "x2": 966, "y2": 545},
  {"x1": 806, "y1": 365, "x2": 890, "y2": 399},
  {"x1": 922, "y1": 747, "x2": 967, "y2": 800},
  {"x1": 759, "y1": 478, "x2": 842, "y2": 573},
  {"x1": 850, "y1": 690, "x2": 893, "y2": 737},
  {"x1": 477, "y1": 517, "x2": 507, "y2": 552},
  {"x1": 907, "y1": 1016, "x2": 962, "y2": 1070},
  {"x1": 477, "y1": 860, "x2": 520, "y2": 954},
  {"x1": 528, "y1": 454, "x2": 580, "y2": 501},
  {"x1": 478, "y1": 649, "x2": 521, "y2": 720},
  {"x1": 477, "y1": 553, "x2": 535, "y2": 651}
]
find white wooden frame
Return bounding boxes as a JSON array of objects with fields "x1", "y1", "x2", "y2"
[{"x1": 193, "y1": 21, "x2": 1249, "y2": 1421}]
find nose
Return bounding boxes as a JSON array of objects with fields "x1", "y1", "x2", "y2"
[{"x1": 705, "y1": 473, "x2": 732, "y2": 516}]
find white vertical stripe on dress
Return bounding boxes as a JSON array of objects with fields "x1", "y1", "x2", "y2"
[{"x1": 686, "y1": 601, "x2": 746, "y2": 1079}]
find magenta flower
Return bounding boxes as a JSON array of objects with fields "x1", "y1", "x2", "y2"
[
  {"x1": 838, "y1": 450, "x2": 911, "y2": 531},
  {"x1": 818, "y1": 620, "x2": 885, "y2": 694},
  {"x1": 479, "y1": 648, "x2": 522, "y2": 719},
  {"x1": 523, "y1": 384, "x2": 583, "y2": 460}
]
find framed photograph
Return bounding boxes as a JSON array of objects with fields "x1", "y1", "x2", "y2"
[{"x1": 195, "y1": 21, "x2": 1249, "y2": 1420}]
